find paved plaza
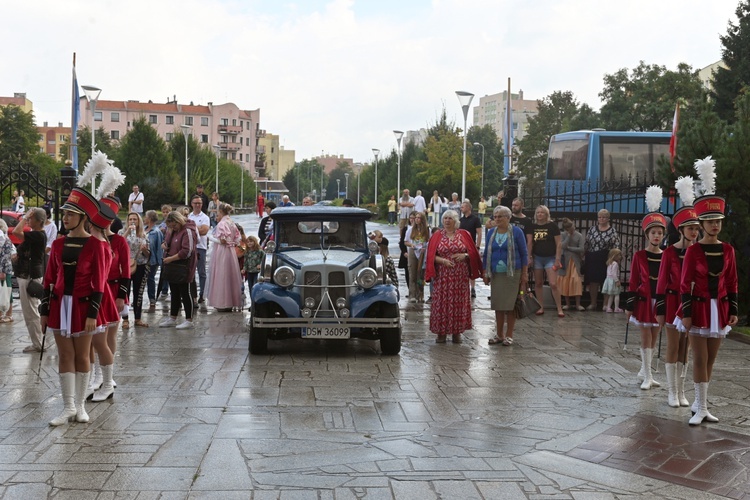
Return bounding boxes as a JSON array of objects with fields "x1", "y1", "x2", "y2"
[{"x1": 1, "y1": 218, "x2": 750, "y2": 499}]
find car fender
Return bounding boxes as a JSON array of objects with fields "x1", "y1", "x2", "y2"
[
  {"x1": 350, "y1": 285, "x2": 399, "y2": 318},
  {"x1": 251, "y1": 283, "x2": 302, "y2": 318}
]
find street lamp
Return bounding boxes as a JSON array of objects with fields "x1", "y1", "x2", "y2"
[
  {"x1": 456, "y1": 90, "x2": 474, "y2": 202},
  {"x1": 355, "y1": 163, "x2": 362, "y2": 206},
  {"x1": 393, "y1": 131, "x2": 403, "y2": 196},
  {"x1": 213, "y1": 144, "x2": 221, "y2": 194},
  {"x1": 372, "y1": 149, "x2": 380, "y2": 205},
  {"x1": 473, "y1": 142, "x2": 485, "y2": 198},
  {"x1": 81, "y1": 85, "x2": 101, "y2": 192},
  {"x1": 180, "y1": 124, "x2": 191, "y2": 205},
  {"x1": 344, "y1": 172, "x2": 349, "y2": 199},
  {"x1": 336, "y1": 179, "x2": 341, "y2": 199},
  {"x1": 241, "y1": 164, "x2": 245, "y2": 208}
]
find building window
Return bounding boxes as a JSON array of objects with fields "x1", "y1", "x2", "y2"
[
  {"x1": 111, "y1": 130, "x2": 120, "y2": 140},
  {"x1": 271, "y1": 147, "x2": 275, "y2": 153},
  {"x1": 166, "y1": 132, "x2": 173, "y2": 142},
  {"x1": 232, "y1": 152, "x2": 236, "y2": 160},
  {"x1": 185, "y1": 116, "x2": 193, "y2": 126},
  {"x1": 231, "y1": 136, "x2": 236, "y2": 143},
  {"x1": 59, "y1": 135, "x2": 66, "y2": 142},
  {"x1": 166, "y1": 116, "x2": 174, "y2": 125},
  {"x1": 246, "y1": 138, "x2": 250, "y2": 146},
  {"x1": 220, "y1": 118, "x2": 228, "y2": 126},
  {"x1": 239, "y1": 153, "x2": 243, "y2": 161},
  {"x1": 94, "y1": 111, "x2": 103, "y2": 121},
  {"x1": 232, "y1": 119, "x2": 236, "y2": 126},
  {"x1": 111, "y1": 112, "x2": 120, "y2": 122},
  {"x1": 149, "y1": 115, "x2": 157, "y2": 124},
  {"x1": 201, "y1": 117, "x2": 209, "y2": 126},
  {"x1": 201, "y1": 134, "x2": 208, "y2": 143}
]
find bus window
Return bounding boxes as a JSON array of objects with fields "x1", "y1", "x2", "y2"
[
  {"x1": 547, "y1": 139, "x2": 588, "y2": 180},
  {"x1": 601, "y1": 140, "x2": 670, "y2": 181}
]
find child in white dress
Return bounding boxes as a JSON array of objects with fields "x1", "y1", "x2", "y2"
[{"x1": 602, "y1": 248, "x2": 623, "y2": 312}]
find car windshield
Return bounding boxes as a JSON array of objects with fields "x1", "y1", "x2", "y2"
[{"x1": 277, "y1": 219, "x2": 367, "y2": 250}]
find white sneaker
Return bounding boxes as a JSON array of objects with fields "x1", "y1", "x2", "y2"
[
  {"x1": 176, "y1": 320, "x2": 194, "y2": 329},
  {"x1": 159, "y1": 317, "x2": 177, "y2": 327}
]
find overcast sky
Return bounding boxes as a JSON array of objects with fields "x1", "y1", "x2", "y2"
[{"x1": 1, "y1": 0, "x2": 739, "y2": 163}]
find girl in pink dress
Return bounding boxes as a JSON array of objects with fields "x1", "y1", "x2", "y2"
[{"x1": 207, "y1": 203, "x2": 243, "y2": 311}]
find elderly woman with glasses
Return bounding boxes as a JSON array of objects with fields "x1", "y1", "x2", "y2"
[
  {"x1": 424, "y1": 209, "x2": 483, "y2": 343},
  {"x1": 584, "y1": 209, "x2": 620, "y2": 310},
  {"x1": 483, "y1": 206, "x2": 528, "y2": 345}
]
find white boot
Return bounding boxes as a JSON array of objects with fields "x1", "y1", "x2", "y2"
[
  {"x1": 75, "y1": 372, "x2": 91, "y2": 423},
  {"x1": 640, "y1": 348, "x2": 654, "y2": 390},
  {"x1": 92, "y1": 365, "x2": 115, "y2": 402},
  {"x1": 49, "y1": 373, "x2": 77, "y2": 426},
  {"x1": 85, "y1": 359, "x2": 102, "y2": 400},
  {"x1": 689, "y1": 382, "x2": 719, "y2": 425},
  {"x1": 665, "y1": 363, "x2": 679, "y2": 407},
  {"x1": 676, "y1": 362, "x2": 690, "y2": 407},
  {"x1": 637, "y1": 347, "x2": 646, "y2": 381}
]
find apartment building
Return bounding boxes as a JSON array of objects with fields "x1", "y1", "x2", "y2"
[
  {"x1": 472, "y1": 90, "x2": 538, "y2": 143},
  {"x1": 78, "y1": 97, "x2": 264, "y2": 176},
  {"x1": 313, "y1": 154, "x2": 354, "y2": 175},
  {"x1": 0, "y1": 92, "x2": 33, "y2": 114},
  {"x1": 37, "y1": 122, "x2": 71, "y2": 161}
]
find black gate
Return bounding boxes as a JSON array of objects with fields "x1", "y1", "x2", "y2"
[{"x1": 0, "y1": 159, "x2": 74, "y2": 229}]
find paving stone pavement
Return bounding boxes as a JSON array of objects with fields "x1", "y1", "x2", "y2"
[{"x1": 1, "y1": 218, "x2": 749, "y2": 499}]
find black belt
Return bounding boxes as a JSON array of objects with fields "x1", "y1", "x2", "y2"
[{"x1": 666, "y1": 289, "x2": 678, "y2": 296}]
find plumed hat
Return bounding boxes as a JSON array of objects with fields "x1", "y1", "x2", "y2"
[
  {"x1": 61, "y1": 187, "x2": 98, "y2": 217},
  {"x1": 641, "y1": 185, "x2": 666, "y2": 232},
  {"x1": 672, "y1": 176, "x2": 699, "y2": 228}
]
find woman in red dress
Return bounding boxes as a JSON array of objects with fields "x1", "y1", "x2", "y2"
[
  {"x1": 676, "y1": 192, "x2": 738, "y2": 425},
  {"x1": 41, "y1": 188, "x2": 108, "y2": 426},
  {"x1": 625, "y1": 186, "x2": 666, "y2": 391},
  {"x1": 424, "y1": 210, "x2": 482, "y2": 343},
  {"x1": 655, "y1": 176, "x2": 700, "y2": 408}
]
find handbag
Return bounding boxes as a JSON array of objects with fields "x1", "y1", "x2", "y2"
[
  {"x1": 0, "y1": 281, "x2": 10, "y2": 313},
  {"x1": 161, "y1": 259, "x2": 190, "y2": 284},
  {"x1": 26, "y1": 279, "x2": 45, "y2": 299},
  {"x1": 514, "y1": 290, "x2": 542, "y2": 319}
]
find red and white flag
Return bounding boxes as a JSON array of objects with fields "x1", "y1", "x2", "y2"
[{"x1": 669, "y1": 102, "x2": 680, "y2": 172}]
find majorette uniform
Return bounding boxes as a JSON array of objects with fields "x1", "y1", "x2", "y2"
[
  {"x1": 88, "y1": 197, "x2": 120, "y2": 327},
  {"x1": 655, "y1": 206, "x2": 700, "y2": 323},
  {"x1": 626, "y1": 212, "x2": 667, "y2": 327},
  {"x1": 675, "y1": 195, "x2": 738, "y2": 337},
  {"x1": 100, "y1": 197, "x2": 131, "y2": 315}
]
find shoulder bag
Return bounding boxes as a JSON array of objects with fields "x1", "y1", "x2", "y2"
[
  {"x1": 514, "y1": 290, "x2": 542, "y2": 319},
  {"x1": 161, "y1": 259, "x2": 190, "y2": 284}
]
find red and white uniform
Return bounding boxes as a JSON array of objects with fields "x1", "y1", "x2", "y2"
[
  {"x1": 107, "y1": 233, "x2": 131, "y2": 307},
  {"x1": 627, "y1": 250, "x2": 662, "y2": 327},
  {"x1": 96, "y1": 238, "x2": 120, "y2": 325},
  {"x1": 655, "y1": 245, "x2": 684, "y2": 323}
]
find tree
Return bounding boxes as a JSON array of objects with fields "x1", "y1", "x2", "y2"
[
  {"x1": 713, "y1": 1, "x2": 750, "y2": 121},
  {"x1": 599, "y1": 61, "x2": 705, "y2": 131},
  {"x1": 0, "y1": 104, "x2": 38, "y2": 162},
  {"x1": 60, "y1": 126, "x2": 117, "y2": 169},
  {"x1": 326, "y1": 161, "x2": 353, "y2": 200},
  {"x1": 283, "y1": 159, "x2": 326, "y2": 203},
  {"x1": 467, "y1": 124, "x2": 502, "y2": 199},
  {"x1": 515, "y1": 91, "x2": 596, "y2": 189},
  {"x1": 116, "y1": 117, "x2": 179, "y2": 208}
]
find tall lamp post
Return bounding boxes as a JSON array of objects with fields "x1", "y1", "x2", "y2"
[
  {"x1": 355, "y1": 163, "x2": 362, "y2": 206},
  {"x1": 455, "y1": 90, "x2": 474, "y2": 202},
  {"x1": 81, "y1": 85, "x2": 101, "y2": 192},
  {"x1": 336, "y1": 179, "x2": 341, "y2": 199},
  {"x1": 344, "y1": 172, "x2": 349, "y2": 199},
  {"x1": 372, "y1": 149, "x2": 380, "y2": 205},
  {"x1": 473, "y1": 142, "x2": 485, "y2": 198},
  {"x1": 393, "y1": 131, "x2": 403, "y2": 197},
  {"x1": 180, "y1": 124, "x2": 191, "y2": 205},
  {"x1": 241, "y1": 164, "x2": 245, "y2": 208},
  {"x1": 213, "y1": 144, "x2": 221, "y2": 194}
]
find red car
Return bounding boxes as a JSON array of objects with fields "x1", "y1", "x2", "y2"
[{"x1": 0, "y1": 210, "x2": 31, "y2": 246}]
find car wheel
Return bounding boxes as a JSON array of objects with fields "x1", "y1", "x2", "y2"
[
  {"x1": 379, "y1": 303, "x2": 401, "y2": 355},
  {"x1": 248, "y1": 304, "x2": 269, "y2": 354}
]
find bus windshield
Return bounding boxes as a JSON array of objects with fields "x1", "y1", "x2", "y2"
[
  {"x1": 547, "y1": 139, "x2": 588, "y2": 180},
  {"x1": 600, "y1": 139, "x2": 669, "y2": 181}
]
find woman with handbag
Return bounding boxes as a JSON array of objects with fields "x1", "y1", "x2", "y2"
[
  {"x1": 207, "y1": 203, "x2": 243, "y2": 312},
  {"x1": 12, "y1": 207, "x2": 47, "y2": 352},
  {"x1": 120, "y1": 213, "x2": 150, "y2": 328},
  {"x1": 159, "y1": 211, "x2": 198, "y2": 329},
  {"x1": 483, "y1": 206, "x2": 529, "y2": 346}
]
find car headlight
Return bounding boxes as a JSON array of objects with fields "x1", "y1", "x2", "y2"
[
  {"x1": 356, "y1": 268, "x2": 377, "y2": 289},
  {"x1": 368, "y1": 241, "x2": 379, "y2": 255},
  {"x1": 305, "y1": 297, "x2": 317, "y2": 309},
  {"x1": 273, "y1": 266, "x2": 295, "y2": 287}
]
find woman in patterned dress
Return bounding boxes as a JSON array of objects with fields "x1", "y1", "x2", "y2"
[
  {"x1": 424, "y1": 210, "x2": 482, "y2": 343},
  {"x1": 584, "y1": 209, "x2": 621, "y2": 310}
]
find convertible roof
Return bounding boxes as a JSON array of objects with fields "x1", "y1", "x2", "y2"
[{"x1": 270, "y1": 206, "x2": 373, "y2": 221}]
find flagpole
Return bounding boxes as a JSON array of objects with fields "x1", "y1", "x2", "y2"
[
  {"x1": 507, "y1": 77, "x2": 512, "y2": 174},
  {"x1": 71, "y1": 52, "x2": 79, "y2": 174}
]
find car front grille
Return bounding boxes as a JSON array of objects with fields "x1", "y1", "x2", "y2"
[{"x1": 302, "y1": 270, "x2": 347, "y2": 310}]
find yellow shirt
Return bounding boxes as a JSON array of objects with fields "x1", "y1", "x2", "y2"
[{"x1": 387, "y1": 200, "x2": 397, "y2": 213}]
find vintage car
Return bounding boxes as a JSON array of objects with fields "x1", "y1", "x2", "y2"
[{"x1": 248, "y1": 206, "x2": 401, "y2": 355}]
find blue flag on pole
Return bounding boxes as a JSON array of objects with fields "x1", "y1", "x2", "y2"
[
  {"x1": 71, "y1": 64, "x2": 80, "y2": 173},
  {"x1": 502, "y1": 96, "x2": 513, "y2": 176}
]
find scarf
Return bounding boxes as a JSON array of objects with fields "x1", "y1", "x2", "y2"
[{"x1": 485, "y1": 226, "x2": 515, "y2": 279}]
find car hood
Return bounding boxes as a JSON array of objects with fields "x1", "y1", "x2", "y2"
[{"x1": 278, "y1": 249, "x2": 368, "y2": 268}]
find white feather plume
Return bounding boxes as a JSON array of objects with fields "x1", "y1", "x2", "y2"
[
  {"x1": 674, "y1": 176, "x2": 695, "y2": 207},
  {"x1": 645, "y1": 185, "x2": 662, "y2": 213},
  {"x1": 95, "y1": 165, "x2": 126, "y2": 200},
  {"x1": 77, "y1": 151, "x2": 112, "y2": 187},
  {"x1": 693, "y1": 156, "x2": 716, "y2": 195}
]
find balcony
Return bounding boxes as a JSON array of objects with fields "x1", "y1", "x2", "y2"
[
  {"x1": 256, "y1": 129, "x2": 266, "y2": 138},
  {"x1": 255, "y1": 161, "x2": 266, "y2": 172},
  {"x1": 256, "y1": 145, "x2": 266, "y2": 154},
  {"x1": 218, "y1": 124, "x2": 242, "y2": 135},
  {"x1": 219, "y1": 142, "x2": 241, "y2": 151}
]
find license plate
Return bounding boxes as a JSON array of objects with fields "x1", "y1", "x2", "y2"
[{"x1": 302, "y1": 326, "x2": 351, "y2": 339}]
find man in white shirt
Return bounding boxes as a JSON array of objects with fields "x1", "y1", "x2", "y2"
[
  {"x1": 188, "y1": 195, "x2": 210, "y2": 305},
  {"x1": 128, "y1": 185, "x2": 144, "y2": 215},
  {"x1": 398, "y1": 189, "x2": 415, "y2": 229},
  {"x1": 413, "y1": 190, "x2": 426, "y2": 214}
]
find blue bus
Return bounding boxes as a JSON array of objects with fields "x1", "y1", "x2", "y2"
[{"x1": 545, "y1": 130, "x2": 672, "y2": 213}]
